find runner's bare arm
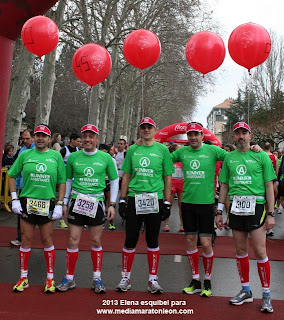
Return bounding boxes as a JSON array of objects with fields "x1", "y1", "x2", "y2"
[
  {"x1": 215, "y1": 182, "x2": 229, "y2": 230},
  {"x1": 58, "y1": 183, "x2": 65, "y2": 203},
  {"x1": 163, "y1": 175, "x2": 172, "y2": 201},
  {"x1": 120, "y1": 173, "x2": 131, "y2": 198},
  {"x1": 8, "y1": 176, "x2": 16, "y2": 193},
  {"x1": 265, "y1": 180, "x2": 276, "y2": 230}
]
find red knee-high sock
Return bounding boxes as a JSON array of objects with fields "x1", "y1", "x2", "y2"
[
  {"x1": 91, "y1": 246, "x2": 103, "y2": 278},
  {"x1": 147, "y1": 247, "x2": 160, "y2": 279},
  {"x1": 202, "y1": 251, "x2": 214, "y2": 280},
  {"x1": 19, "y1": 247, "x2": 31, "y2": 278},
  {"x1": 44, "y1": 245, "x2": 55, "y2": 279},
  {"x1": 236, "y1": 254, "x2": 250, "y2": 286},
  {"x1": 257, "y1": 257, "x2": 271, "y2": 291},
  {"x1": 187, "y1": 249, "x2": 199, "y2": 279},
  {"x1": 122, "y1": 248, "x2": 135, "y2": 278},
  {"x1": 66, "y1": 248, "x2": 79, "y2": 278}
]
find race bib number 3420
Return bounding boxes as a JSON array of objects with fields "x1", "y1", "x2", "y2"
[{"x1": 135, "y1": 192, "x2": 159, "y2": 214}]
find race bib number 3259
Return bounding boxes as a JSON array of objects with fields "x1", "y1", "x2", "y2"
[{"x1": 73, "y1": 194, "x2": 99, "y2": 218}]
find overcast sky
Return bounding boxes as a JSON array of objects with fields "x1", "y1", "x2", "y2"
[{"x1": 193, "y1": 0, "x2": 284, "y2": 126}]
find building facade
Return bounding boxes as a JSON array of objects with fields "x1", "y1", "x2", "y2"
[{"x1": 206, "y1": 99, "x2": 233, "y2": 144}]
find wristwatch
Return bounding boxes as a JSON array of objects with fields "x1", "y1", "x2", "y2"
[
  {"x1": 109, "y1": 203, "x2": 116, "y2": 208},
  {"x1": 267, "y1": 211, "x2": 275, "y2": 217}
]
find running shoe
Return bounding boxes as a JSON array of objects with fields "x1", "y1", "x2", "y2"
[
  {"x1": 179, "y1": 225, "x2": 184, "y2": 232},
  {"x1": 92, "y1": 278, "x2": 106, "y2": 294},
  {"x1": 230, "y1": 289, "x2": 253, "y2": 305},
  {"x1": 261, "y1": 294, "x2": 274, "y2": 313},
  {"x1": 10, "y1": 239, "x2": 21, "y2": 246},
  {"x1": 116, "y1": 277, "x2": 131, "y2": 292},
  {"x1": 200, "y1": 280, "x2": 212, "y2": 297},
  {"x1": 109, "y1": 221, "x2": 116, "y2": 230},
  {"x1": 59, "y1": 220, "x2": 68, "y2": 229},
  {"x1": 44, "y1": 278, "x2": 55, "y2": 294},
  {"x1": 223, "y1": 222, "x2": 230, "y2": 230},
  {"x1": 266, "y1": 229, "x2": 274, "y2": 237},
  {"x1": 182, "y1": 279, "x2": 202, "y2": 294},
  {"x1": 148, "y1": 279, "x2": 163, "y2": 294},
  {"x1": 56, "y1": 278, "x2": 76, "y2": 292},
  {"x1": 276, "y1": 207, "x2": 282, "y2": 214},
  {"x1": 13, "y1": 277, "x2": 29, "y2": 292},
  {"x1": 163, "y1": 224, "x2": 170, "y2": 232}
]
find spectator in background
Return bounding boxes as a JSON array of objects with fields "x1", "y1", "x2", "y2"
[
  {"x1": 2, "y1": 144, "x2": 16, "y2": 168},
  {"x1": 50, "y1": 133, "x2": 62, "y2": 152}
]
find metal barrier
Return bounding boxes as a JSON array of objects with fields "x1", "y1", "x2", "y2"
[{"x1": 0, "y1": 168, "x2": 12, "y2": 212}]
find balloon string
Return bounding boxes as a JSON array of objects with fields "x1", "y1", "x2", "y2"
[
  {"x1": 141, "y1": 69, "x2": 144, "y2": 118},
  {"x1": 39, "y1": 61, "x2": 42, "y2": 123},
  {"x1": 88, "y1": 86, "x2": 93, "y2": 123}
]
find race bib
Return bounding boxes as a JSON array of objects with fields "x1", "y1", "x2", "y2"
[
  {"x1": 172, "y1": 167, "x2": 184, "y2": 179},
  {"x1": 27, "y1": 198, "x2": 50, "y2": 216},
  {"x1": 73, "y1": 193, "x2": 99, "y2": 218},
  {"x1": 135, "y1": 192, "x2": 159, "y2": 214},
  {"x1": 231, "y1": 196, "x2": 256, "y2": 216}
]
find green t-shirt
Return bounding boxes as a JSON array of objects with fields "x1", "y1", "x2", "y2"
[
  {"x1": 171, "y1": 144, "x2": 227, "y2": 204},
  {"x1": 66, "y1": 150, "x2": 118, "y2": 200},
  {"x1": 8, "y1": 148, "x2": 66, "y2": 200},
  {"x1": 122, "y1": 142, "x2": 174, "y2": 199},
  {"x1": 219, "y1": 150, "x2": 276, "y2": 204}
]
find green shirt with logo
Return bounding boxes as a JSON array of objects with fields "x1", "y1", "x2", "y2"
[
  {"x1": 8, "y1": 148, "x2": 66, "y2": 200},
  {"x1": 122, "y1": 142, "x2": 174, "y2": 199},
  {"x1": 171, "y1": 144, "x2": 227, "y2": 204},
  {"x1": 66, "y1": 150, "x2": 118, "y2": 200},
  {"x1": 219, "y1": 150, "x2": 276, "y2": 204}
]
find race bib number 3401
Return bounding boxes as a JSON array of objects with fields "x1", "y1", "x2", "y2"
[
  {"x1": 73, "y1": 194, "x2": 99, "y2": 218},
  {"x1": 135, "y1": 192, "x2": 159, "y2": 214},
  {"x1": 231, "y1": 196, "x2": 256, "y2": 216}
]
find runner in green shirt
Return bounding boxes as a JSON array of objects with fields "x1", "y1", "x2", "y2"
[
  {"x1": 56, "y1": 124, "x2": 119, "y2": 294},
  {"x1": 116, "y1": 117, "x2": 174, "y2": 294},
  {"x1": 216, "y1": 122, "x2": 275, "y2": 313},
  {"x1": 8, "y1": 124, "x2": 66, "y2": 294},
  {"x1": 171, "y1": 122, "x2": 227, "y2": 298}
]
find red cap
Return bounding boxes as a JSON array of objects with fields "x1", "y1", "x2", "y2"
[
  {"x1": 34, "y1": 125, "x2": 51, "y2": 136},
  {"x1": 139, "y1": 117, "x2": 156, "y2": 128},
  {"x1": 233, "y1": 122, "x2": 251, "y2": 133},
  {"x1": 80, "y1": 124, "x2": 99, "y2": 135},
  {"x1": 186, "y1": 122, "x2": 203, "y2": 133}
]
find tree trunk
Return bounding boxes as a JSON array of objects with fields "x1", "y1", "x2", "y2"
[
  {"x1": 4, "y1": 45, "x2": 35, "y2": 148},
  {"x1": 34, "y1": 1, "x2": 66, "y2": 126}
]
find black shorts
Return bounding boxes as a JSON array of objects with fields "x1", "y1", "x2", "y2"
[
  {"x1": 228, "y1": 203, "x2": 266, "y2": 232},
  {"x1": 124, "y1": 197, "x2": 163, "y2": 249},
  {"x1": 68, "y1": 199, "x2": 106, "y2": 226},
  {"x1": 181, "y1": 202, "x2": 215, "y2": 237},
  {"x1": 279, "y1": 181, "x2": 284, "y2": 198},
  {"x1": 20, "y1": 198, "x2": 55, "y2": 226}
]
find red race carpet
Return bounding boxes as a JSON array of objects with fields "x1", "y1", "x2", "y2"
[
  {"x1": 0, "y1": 226, "x2": 284, "y2": 261},
  {"x1": 0, "y1": 283, "x2": 283, "y2": 320}
]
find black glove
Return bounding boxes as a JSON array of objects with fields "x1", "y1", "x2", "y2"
[
  {"x1": 161, "y1": 201, "x2": 171, "y2": 221},
  {"x1": 119, "y1": 199, "x2": 127, "y2": 220}
]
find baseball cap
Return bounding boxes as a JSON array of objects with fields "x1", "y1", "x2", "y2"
[
  {"x1": 186, "y1": 122, "x2": 203, "y2": 133},
  {"x1": 80, "y1": 124, "x2": 99, "y2": 135},
  {"x1": 233, "y1": 122, "x2": 251, "y2": 133},
  {"x1": 34, "y1": 125, "x2": 51, "y2": 136},
  {"x1": 139, "y1": 117, "x2": 157, "y2": 128},
  {"x1": 120, "y1": 135, "x2": 127, "y2": 142}
]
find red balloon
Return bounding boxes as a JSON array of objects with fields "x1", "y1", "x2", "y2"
[
  {"x1": 185, "y1": 31, "x2": 226, "y2": 75},
  {"x1": 123, "y1": 29, "x2": 161, "y2": 70},
  {"x1": 21, "y1": 16, "x2": 59, "y2": 59},
  {"x1": 72, "y1": 43, "x2": 112, "y2": 87},
  {"x1": 228, "y1": 23, "x2": 271, "y2": 72}
]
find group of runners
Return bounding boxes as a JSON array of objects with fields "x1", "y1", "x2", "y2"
[{"x1": 7, "y1": 118, "x2": 276, "y2": 313}]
